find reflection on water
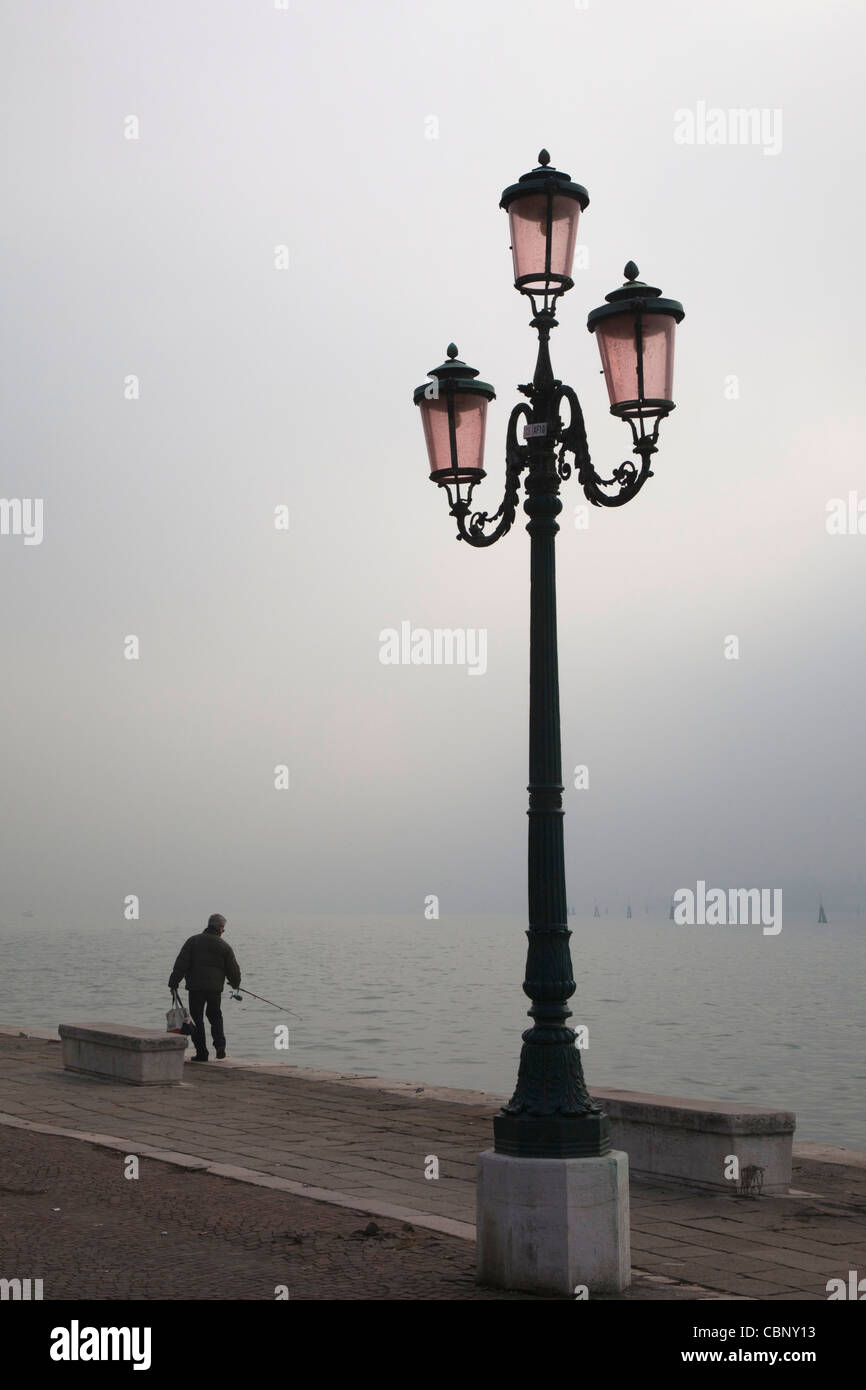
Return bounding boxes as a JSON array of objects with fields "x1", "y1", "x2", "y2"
[{"x1": 2, "y1": 913, "x2": 864, "y2": 1149}]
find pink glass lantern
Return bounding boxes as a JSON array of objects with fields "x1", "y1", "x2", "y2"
[
  {"x1": 500, "y1": 151, "x2": 588, "y2": 301},
  {"x1": 413, "y1": 345, "x2": 496, "y2": 498},
  {"x1": 587, "y1": 263, "x2": 684, "y2": 422}
]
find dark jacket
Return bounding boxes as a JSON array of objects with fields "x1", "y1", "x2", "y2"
[{"x1": 168, "y1": 930, "x2": 241, "y2": 994}]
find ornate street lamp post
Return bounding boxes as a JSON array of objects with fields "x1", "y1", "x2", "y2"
[{"x1": 413, "y1": 151, "x2": 684, "y2": 1291}]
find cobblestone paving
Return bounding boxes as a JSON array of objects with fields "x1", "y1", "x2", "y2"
[{"x1": 1, "y1": 1034, "x2": 864, "y2": 1300}]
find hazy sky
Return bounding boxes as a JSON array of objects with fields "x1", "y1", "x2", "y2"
[{"x1": 1, "y1": 0, "x2": 864, "y2": 922}]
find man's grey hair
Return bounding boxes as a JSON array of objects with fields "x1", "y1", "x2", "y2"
[{"x1": 206, "y1": 913, "x2": 227, "y2": 931}]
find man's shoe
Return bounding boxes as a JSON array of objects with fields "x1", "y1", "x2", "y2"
[
  {"x1": 216, "y1": 1048, "x2": 226, "y2": 1059},
  {"x1": 190, "y1": 1054, "x2": 209, "y2": 1062}
]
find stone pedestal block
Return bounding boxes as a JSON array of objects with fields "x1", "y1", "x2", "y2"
[
  {"x1": 59, "y1": 1023, "x2": 187, "y2": 1085},
  {"x1": 476, "y1": 1148, "x2": 630, "y2": 1296}
]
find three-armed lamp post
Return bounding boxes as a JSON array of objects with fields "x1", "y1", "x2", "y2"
[{"x1": 413, "y1": 151, "x2": 684, "y2": 1295}]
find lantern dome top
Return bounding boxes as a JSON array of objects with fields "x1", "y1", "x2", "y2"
[
  {"x1": 500, "y1": 151, "x2": 589, "y2": 213},
  {"x1": 413, "y1": 346, "x2": 496, "y2": 405},
  {"x1": 588, "y1": 263, "x2": 685, "y2": 332},
  {"x1": 602, "y1": 261, "x2": 663, "y2": 304}
]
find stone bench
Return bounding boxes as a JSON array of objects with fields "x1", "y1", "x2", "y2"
[
  {"x1": 592, "y1": 1087, "x2": 796, "y2": 1194},
  {"x1": 58, "y1": 1023, "x2": 188, "y2": 1086}
]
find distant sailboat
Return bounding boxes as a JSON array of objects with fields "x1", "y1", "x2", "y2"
[
  {"x1": 626, "y1": 904, "x2": 632, "y2": 919},
  {"x1": 818, "y1": 903, "x2": 828, "y2": 924},
  {"x1": 593, "y1": 904, "x2": 600, "y2": 918}
]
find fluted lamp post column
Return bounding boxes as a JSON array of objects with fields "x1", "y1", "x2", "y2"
[{"x1": 413, "y1": 151, "x2": 684, "y2": 1295}]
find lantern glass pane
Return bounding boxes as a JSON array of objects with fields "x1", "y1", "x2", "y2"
[
  {"x1": 640, "y1": 313, "x2": 676, "y2": 402},
  {"x1": 595, "y1": 311, "x2": 676, "y2": 408},
  {"x1": 420, "y1": 392, "x2": 489, "y2": 475},
  {"x1": 508, "y1": 193, "x2": 581, "y2": 290}
]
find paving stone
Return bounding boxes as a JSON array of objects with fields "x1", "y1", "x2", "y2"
[
  {"x1": 750, "y1": 1266, "x2": 838, "y2": 1294},
  {"x1": 630, "y1": 1233, "x2": 697, "y2": 1252},
  {"x1": 738, "y1": 1244, "x2": 847, "y2": 1273},
  {"x1": 660, "y1": 1266, "x2": 800, "y2": 1297},
  {"x1": 633, "y1": 1219, "x2": 748, "y2": 1244},
  {"x1": 764, "y1": 1292, "x2": 827, "y2": 1301},
  {"x1": 686, "y1": 1222, "x2": 864, "y2": 1263}
]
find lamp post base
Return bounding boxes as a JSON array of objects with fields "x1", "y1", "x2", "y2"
[
  {"x1": 493, "y1": 1110, "x2": 611, "y2": 1158},
  {"x1": 476, "y1": 1148, "x2": 630, "y2": 1296}
]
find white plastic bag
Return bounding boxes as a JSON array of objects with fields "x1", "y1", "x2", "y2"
[{"x1": 166, "y1": 989, "x2": 190, "y2": 1033}]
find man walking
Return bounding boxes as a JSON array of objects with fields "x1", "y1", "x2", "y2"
[{"x1": 168, "y1": 913, "x2": 241, "y2": 1062}]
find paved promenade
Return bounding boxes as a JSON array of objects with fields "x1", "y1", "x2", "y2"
[{"x1": 1, "y1": 1029, "x2": 864, "y2": 1300}]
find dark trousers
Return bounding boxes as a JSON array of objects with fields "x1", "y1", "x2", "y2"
[{"x1": 188, "y1": 990, "x2": 225, "y2": 1056}]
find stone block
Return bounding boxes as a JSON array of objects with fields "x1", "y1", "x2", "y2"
[
  {"x1": 593, "y1": 1087, "x2": 795, "y2": 1194},
  {"x1": 476, "y1": 1148, "x2": 630, "y2": 1296},
  {"x1": 58, "y1": 1023, "x2": 187, "y2": 1085}
]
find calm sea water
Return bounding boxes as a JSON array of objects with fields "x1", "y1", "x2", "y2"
[{"x1": 2, "y1": 913, "x2": 864, "y2": 1150}]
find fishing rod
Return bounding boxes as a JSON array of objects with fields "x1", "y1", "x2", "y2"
[{"x1": 229, "y1": 985, "x2": 303, "y2": 1020}]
